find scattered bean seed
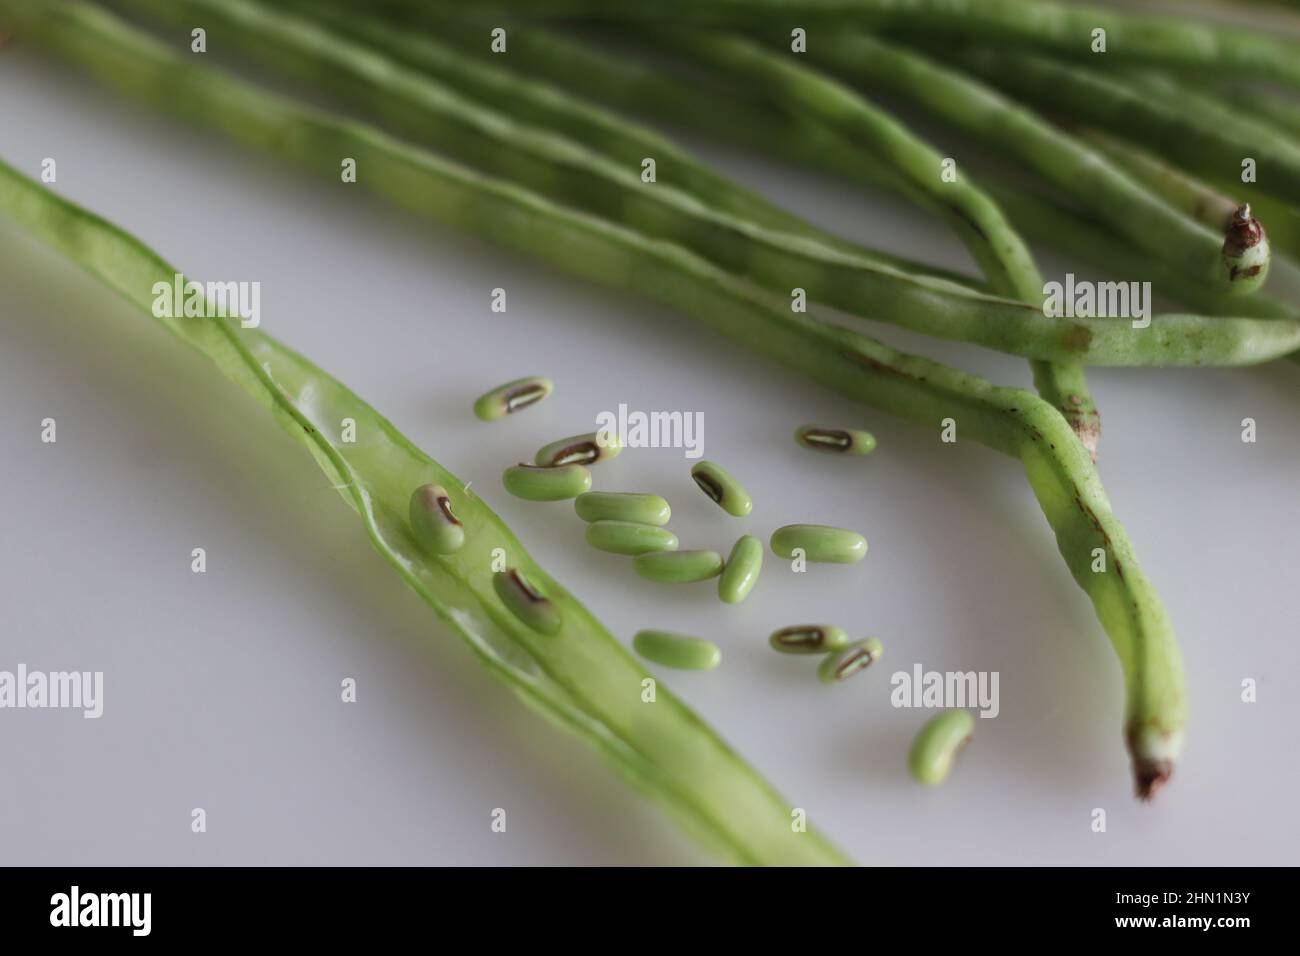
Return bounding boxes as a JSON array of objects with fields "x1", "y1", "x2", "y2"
[
  {"x1": 634, "y1": 549, "x2": 724, "y2": 583},
  {"x1": 690, "y1": 460, "x2": 752, "y2": 517},
  {"x1": 492, "y1": 568, "x2": 561, "y2": 635},
  {"x1": 502, "y1": 462, "x2": 592, "y2": 501},
  {"x1": 534, "y1": 429, "x2": 623, "y2": 466},
  {"x1": 585, "y1": 520, "x2": 679, "y2": 556},
  {"x1": 817, "y1": 638, "x2": 884, "y2": 683},
  {"x1": 770, "y1": 524, "x2": 867, "y2": 563},
  {"x1": 574, "y1": 491, "x2": 671, "y2": 526},
  {"x1": 407, "y1": 483, "x2": 465, "y2": 555},
  {"x1": 769, "y1": 625, "x2": 849, "y2": 655},
  {"x1": 718, "y1": 534, "x2": 763, "y2": 604},
  {"x1": 909, "y1": 710, "x2": 975, "y2": 786},
  {"x1": 472, "y1": 375, "x2": 552, "y2": 421},
  {"x1": 794, "y1": 424, "x2": 876, "y2": 456},
  {"x1": 632, "y1": 629, "x2": 721, "y2": 671}
]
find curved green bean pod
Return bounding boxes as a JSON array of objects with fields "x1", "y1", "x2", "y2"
[
  {"x1": 0, "y1": 155, "x2": 849, "y2": 866},
  {"x1": 110, "y1": 0, "x2": 997, "y2": 328},
  {"x1": 3, "y1": 0, "x2": 1188, "y2": 794},
  {"x1": 276, "y1": 0, "x2": 973, "y2": 286},
  {"x1": 429, "y1": 0, "x2": 1300, "y2": 89},
  {"x1": 16, "y1": 1, "x2": 1290, "y2": 367}
]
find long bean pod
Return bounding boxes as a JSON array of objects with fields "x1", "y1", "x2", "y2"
[
  {"x1": 411, "y1": 0, "x2": 1300, "y2": 89},
  {"x1": 0, "y1": 156, "x2": 850, "y2": 865},
  {"x1": 21, "y1": 1, "x2": 1294, "y2": 367},
  {"x1": 5, "y1": 0, "x2": 1189, "y2": 793}
]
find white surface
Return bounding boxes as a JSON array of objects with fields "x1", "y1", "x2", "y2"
[{"x1": 2, "y1": 46, "x2": 1298, "y2": 866}]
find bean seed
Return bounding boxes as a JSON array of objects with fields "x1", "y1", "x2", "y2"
[
  {"x1": 769, "y1": 625, "x2": 849, "y2": 655},
  {"x1": 633, "y1": 549, "x2": 724, "y2": 583},
  {"x1": 534, "y1": 429, "x2": 623, "y2": 466},
  {"x1": 717, "y1": 534, "x2": 763, "y2": 604},
  {"x1": 690, "y1": 460, "x2": 752, "y2": 517},
  {"x1": 574, "y1": 491, "x2": 671, "y2": 526},
  {"x1": 502, "y1": 462, "x2": 592, "y2": 501},
  {"x1": 770, "y1": 524, "x2": 867, "y2": 563},
  {"x1": 794, "y1": 424, "x2": 876, "y2": 455},
  {"x1": 817, "y1": 638, "x2": 884, "y2": 683},
  {"x1": 408, "y1": 483, "x2": 465, "y2": 555},
  {"x1": 632, "y1": 629, "x2": 721, "y2": 671},
  {"x1": 492, "y1": 568, "x2": 561, "y2": 635},
  {"x1": 473, "y1": 376, "x2": 553, "y2": 421},
  {"x1": 909, "y1": 710, "x2": 975, "y2": 786},
  {"x1": 585, "y1": 520, "x2": 679, "y2": 556}
]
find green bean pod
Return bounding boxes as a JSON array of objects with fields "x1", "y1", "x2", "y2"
[{"x1": 0, "y1": 154, "x2": 851, "y2": 864}]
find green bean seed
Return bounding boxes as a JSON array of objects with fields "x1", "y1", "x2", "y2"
[
  {"x1": 502, "y1": 462, "x2": 592, "y2": 501},
  {"x1": 585, "y1": 520, "x2": 679, "y2": 556},
  {"x1": 717, "y1": 534, "x2": 763, "y2": 604},
  {"x1": 473, "y1": 375, "x2": 552, "y2": 421},
  {"x1": 633, "y1": 549, "x2": 724, "y2": 583},
  {"x1": 534, "y1": 429, "x2": 623, "y2": 466},
  {"x1": 909, "y1": 710, "x2": 976, "y2": 787},
  {"x1": 574, "y1": 491, "x2": 671, "y2": 526},
  {"x1": 770, "y1": 525, "x2": 868, "y2": 564},
  {"x1": 794, "y1": 424, "x2": 876, "y2": 456},
  {"x1": 817, "y1": 638, "x2": 884, "y2": 683},
  {"x1": 492, "y1": 568, "x2": 561, "y2": 636},
  {"x1": 690, "y1": 460, "x2": 751, "y2": 517},
  {"x1": 769, "y1": 625, "x2": 849, "y2": 655},
  {"x1": 407, "y1": 483, "x2": 465, "y2": 555},
  {"x1": 632, "y1": 629, "x2": 721, "y2": 671}
]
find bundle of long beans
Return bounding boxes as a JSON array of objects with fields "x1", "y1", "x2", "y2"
[{"x1": 3, "y1": 0, "x2": 1298, "y2": 861}]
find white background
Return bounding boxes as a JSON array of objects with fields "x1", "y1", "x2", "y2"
[{"x1": 2, "y1": 40, "x2": 1297, "y2": 865}]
